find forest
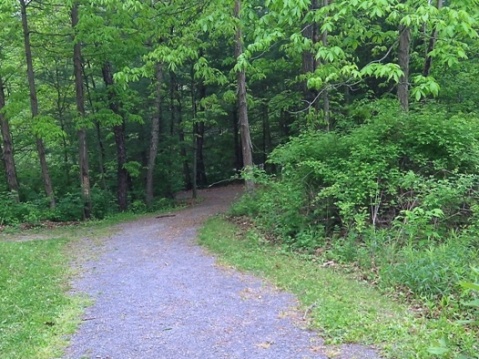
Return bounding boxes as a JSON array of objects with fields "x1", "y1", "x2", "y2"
[{"x1": 1, "y1": 0, "x2": 479, "y2": 356}]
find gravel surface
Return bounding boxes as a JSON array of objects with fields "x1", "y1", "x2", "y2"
[{"x1": 65, "y1": 186, "x2": 381, "y2": 359}]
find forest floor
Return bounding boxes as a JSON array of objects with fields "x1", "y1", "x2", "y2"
[{"x1": 63, "y1": 185, "x2": 381, "y2": 359}]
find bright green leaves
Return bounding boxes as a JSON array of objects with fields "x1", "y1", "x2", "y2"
[
  {"x1": 31, "y1": 115, "x2": 66, "y2": 142},
  {"x1": 411, "y1": 76, "x2": 441, "y2": 101},
  {"x1": 194, "y1": 57, "x2": 228, "y2": 86},
  {"x1": 316, "y1": 46, "x2": 345, "y2": 63},
  {"x1": 361, "y1": 63, "x2": 403, "y2": 83}
]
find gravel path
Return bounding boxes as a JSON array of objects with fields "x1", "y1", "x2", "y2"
[{"x1": 65, "y1": 186, "x2": 381, "y2": 359}]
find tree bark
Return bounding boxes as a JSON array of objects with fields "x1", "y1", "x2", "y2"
[
  {"x1": 0, "y1": 75, "x2": 19, "y2": 200},
  {"x1": 196, "y1": 81, "x2": 207, "y2": 187},
  {"x1": 232, "y1": 108, "x2": 243, "y2": 173},
  {"x1": 72, "y1": 2, "x2": 92, "y2": 219},
  {"x1": 301, "y1": 0, "x2": 319, "y2": 107},
  {"x1": 321, "y1": 0, "x2": 331, "y2": 130},
  {"x1": 146, "y1": 63, "x2": 163, "y2": 207},
  {"x1": 19, "y1": 0, "x2": 55, "y2": 207},
  {"x1": 101, "y1": 61, "x2": 129, "y2": 211},
  {"x1": 170, "y1": 70, "x2": 192, "y2": 190},
  {"x1": 398, "y1": 25, "x2": 411, "y2": 111},
  {"x1": 83, "y1": 61, "x2": 107, "y2": 189},
  {"x1": 423, "y1": 0, "x2": 443, "y2": 77},
  {"x1": 262, "y1": 102, "x2": 272, "y2": 168},
  {"x1": 191, "y1": 72, "x2": 198, "y2": 199},
  {"x1": 234, "y1": 0, "x2": 254, "y2": 191}
]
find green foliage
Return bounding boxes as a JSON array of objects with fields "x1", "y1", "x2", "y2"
[
  {"x1": 232, "y1": 99, "x2": 479, "y2": 342},
  {"x1": 264, "y1": 101, "x2": 479, "y2": 239},
  {"x1": 0, "y1": 194, "x2": 43, "y2": 226}
]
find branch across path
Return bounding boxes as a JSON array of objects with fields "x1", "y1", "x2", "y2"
[{"x1": 64, "y1": 186, "x2": 380, "y2": 359}]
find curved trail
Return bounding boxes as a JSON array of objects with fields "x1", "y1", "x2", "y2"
[{"x1": 65, "y1": 186, "x2": 380, "y2": 359}]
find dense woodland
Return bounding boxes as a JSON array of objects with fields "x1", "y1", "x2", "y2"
[
  {"x1": 1, "y1": 0, "x2": 479, "y2": 355},
  {"x1": 0, "y1": 0, "x2": 476, "y2": 220}
]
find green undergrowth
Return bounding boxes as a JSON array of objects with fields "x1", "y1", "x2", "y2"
[
  {"x1": 0, "y1": 239, "x2": 87, "y2": 359},
  {"x1": 199, "y1": 217, "x2": 478, "y2": 359}
]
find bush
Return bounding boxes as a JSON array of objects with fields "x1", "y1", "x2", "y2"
[
  {"x1": 47, "y1": 193, "x2": 84, "y2": 222},
  {"x1": 91, "y1": 188, "x2": 117, "y2": 219},
  {"x1": 265, "y1": 101, "x2": 479, "y2": 240},
  {"x1": 0, "y1": 193, "x2": 44, "y2": 226}
]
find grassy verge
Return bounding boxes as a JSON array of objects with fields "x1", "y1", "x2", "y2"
[
  {"x1": 0, "y1": 238, "x2": 87, "y2": 359},
  {"x1": 199, "y1": 216, "x2": 478, "y2": 359},
  {"x1": 0, "y1": 210, "x2": 166, "y2": 359}
]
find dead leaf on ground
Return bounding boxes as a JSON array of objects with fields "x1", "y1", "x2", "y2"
[{"x1": 256, "y1": 341, "x2": 274, "y2": 349}]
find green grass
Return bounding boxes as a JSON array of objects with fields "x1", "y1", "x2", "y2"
[
  {"x1": 199, "y1": 217, "x2": 478, "y2": 359},
  {"x1": 0, "y1": 239, "x2": 87, "y2": 359}
]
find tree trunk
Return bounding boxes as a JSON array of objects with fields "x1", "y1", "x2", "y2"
[
  {"x1": 232, "y1": 108, "x2": 243, "y2": 172},
  {"x1": 0, "y1": 75, "x2": 19, "y2": 200},
  {"x1": 398, "y1": 25, "x2": 411, "y2": 111},
  {"x1": 301, "y1": 0, "x2": 320, "y2": 110},
  {"x1": 191, "y1": 72, "x2": 198, "y2": 199},
  {"x1": 72, "y1": 2, "x2": 92, "y2": 219},
  {"x1": 19, "y1": 0, "x2": 55, "y2": 208},
  {"x1": 423, "y1": 0, "x2": 443, "y2": 77},
  {"x1": 192, "y1": 123, "x2": 198, "y2": 199},
  {"x1": 53, "y1": 64, "x2": 71, "y2": 185},
  {"x1": 146, "y1": 63, "x2": 163, "y2": 208},
  {"x1": 196, "y1": 81, "x2": 207, "y2": 186},
  {"x1": 262, "y1": 102, "x2": 272, "y2": 169},
  {"x1": 321, "y1": 0, "x2": 331, "y2": 130},
  {"x1": 101, "y1": 61, "x2": 128, "y2": 211},
  {"x1": 170, "y1": 70, "x2": 192, "y2": 190},
  {"x1": 234, "y1": 0, "x2": 254, "y2": 191},
  {"x1": 83, "y1": 61, "x2": 107, "y2": 189}
]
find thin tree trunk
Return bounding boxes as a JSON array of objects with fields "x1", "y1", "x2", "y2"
[
  {"x1": 53, "y1": 65, "x2": 70, "y2": 184},
  {"x1": 101, "y1": 61, "x2": 128, "y2": 211},
  {"x1": 262, "y1": 102, "x2": 272, "y2": 169},
  {"x1": 321, "y1": 0, "x2": 331, "y2": 130},
  {"x1": 398, "y1": 25, "x2": 411, "y2": 111},
  {"x1": 232, "y1": 108, "x2": 243, "y2": 172},
  {"x1": 19, "y1": 0, "x2": 55, "y2": 207},
  {"x1": 0, "y1": 75, "x2": 19, "y2": 200},
  {"x1": 196, "y1": 81, "x2": 207, "y2": 186},
  {"x1": 72, "y1": 2, "x2": 92, "y2": 219},
  {"x1": 146, "y1": 63, "x2": 163, "y2": 207},
  {"x1": 302, "y1": 0, "x2": 319, "y2": 108},
  {"x1": 196, "y1": 121, "x2": 206, "y2": 186},
  {"x1": 234, "y1": 0, "x2": 254, "y2": 191},
  {"x1": 170, "y1": 70, "x2": 192, "y2": 189},
  {"x1": 191, "y1": 73, "x2": 198, "y2": 199},
  {"x1": 192, "y1": 123, "x2": 198, "y2": 199},
  {"x1": 423, "y1": 0, "x2": 443, "y2": 77},
  {"x1": 83, "y1": 61, "x2": 107, "y2": 189}
]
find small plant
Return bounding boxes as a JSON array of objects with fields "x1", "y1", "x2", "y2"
[{"x1": 460, "y1": 267, "x2": 479, "y2": 325}]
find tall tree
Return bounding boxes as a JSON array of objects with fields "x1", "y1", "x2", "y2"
[
  {"x1": 423, "y1": 0, "x2": 444, "y2": 77},
  {"x1": 19, "y1": 0, "x2": 55, "y2": 207},
  {"x1": 102, "y1": 61, "x2": 129, "y2": 211},
  {"x1": 398, "y1": 24, "x2": 411, "y2": 111},
  {"x1": 0, "y1": 74, "x2": 19, "y2": 200},
  {"x1": 234, "y1": 0, "x2": 254, "y2": 191},
  {"x1": 72, "y1": 1, "x2": 92, "y2": 219},
  {"x1": 146, "y1": 63, "x2": 163, "y2": 207}
]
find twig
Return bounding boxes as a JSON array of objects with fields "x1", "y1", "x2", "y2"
[{"x1": 303, "y1": 302, "x2": 318, "y2": 320}]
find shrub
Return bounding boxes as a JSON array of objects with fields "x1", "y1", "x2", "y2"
[{"x1": 264, "y1": 101, "x2": 479, "y2": 240}]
